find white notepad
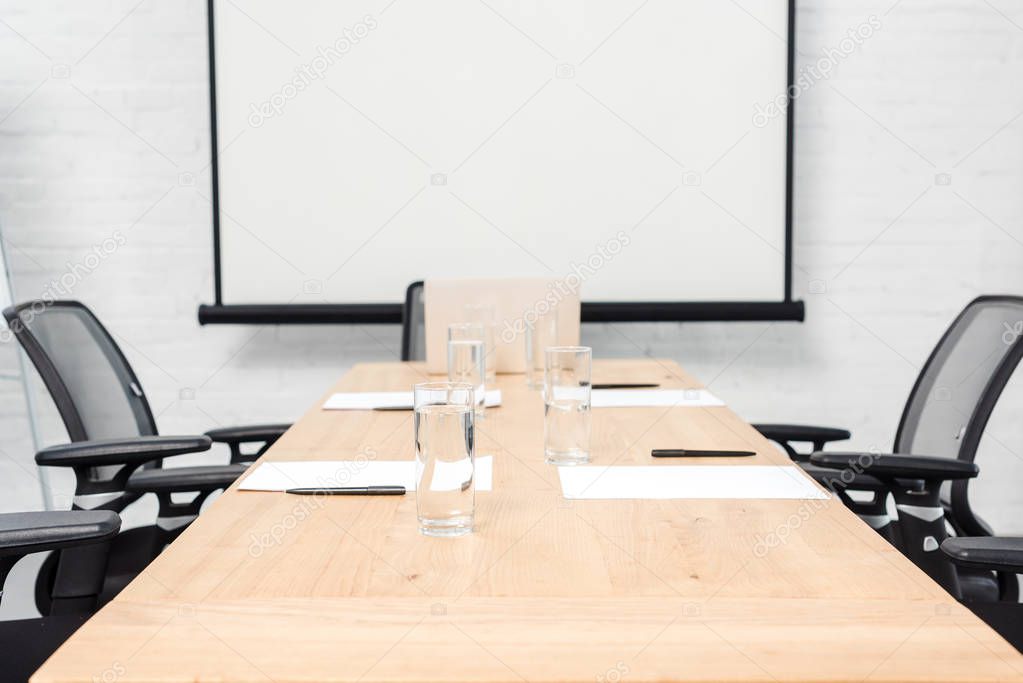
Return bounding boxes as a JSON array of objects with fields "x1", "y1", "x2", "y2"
[
  {"x1": 591, "y1": 388, "x2": 724, "y2": 408},
  {"x1": 323, "y1": 389, "x2": 502, "y2": 411},
  {"x1": 558, "y1": 465, "x2": 827, "y2": 500},
  {"x1": 238, "y1": 456, "x2": 493, "y2": 492}
]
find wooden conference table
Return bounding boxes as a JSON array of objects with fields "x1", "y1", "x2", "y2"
[{"x1": 34, "y1": 360, "x2": 1023, "y2": 682}]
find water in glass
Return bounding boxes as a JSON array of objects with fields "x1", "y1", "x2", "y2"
[
  {"x1": 414, "y1": 383, "x2": 475, "y2": 537},
  {"x1": 447, "y1": 337, "x2": 485, "y2": 417},
  {"x1": 544, "y1": 346, "x2": 592, "y2": 465}
]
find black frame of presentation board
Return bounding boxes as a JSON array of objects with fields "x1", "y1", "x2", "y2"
[{"x1": 198, "y1": 0, "x2": 804, "y2": 325}]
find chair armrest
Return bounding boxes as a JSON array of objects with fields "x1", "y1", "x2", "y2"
[
  {"x1": 753, "y1": 424, "x2": 851, "y2": 462},
  {"x1": 941, "y1": 537, "x2": 1023, "y2": 573},
  {"x1": 126, "y1": 464, "x2": 249, "y2": 494},
  {"x1": 753, "y1": 424, "x2": 851, "y2": 445},
  {"x1": 205, "y1": 424, "x2": 290, "y2": 464},
  {"x1": 0, "y1": 511, "x2": 121, "y2": 614},
  {"x1": 801, "y1": 463, "x2": 889, "y2": 491},
  {"x1": 0, "y1": 511, "x2": 120, "y2": 558},
  {"x1": 205, "y1": 424, "x2": 290, "y2": 445},
  {"x1": 809, "y1": 452, "x2": 978, "y2": 481},
  {"x1": 36, "y1": 435, "x2": 212, "y2": 468}
]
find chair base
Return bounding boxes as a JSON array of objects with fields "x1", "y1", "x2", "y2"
[{"x1": 962, "y1": 600, "x2": 1023, "y2": 653}]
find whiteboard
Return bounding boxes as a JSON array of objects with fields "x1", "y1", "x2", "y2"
[{"x1": 208, "y1": 0, "x2": 793, "y2": 315}]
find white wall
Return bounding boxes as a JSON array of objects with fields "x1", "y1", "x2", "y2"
[{"x1": 0, "y1": 0, "x2": 1022, "y2": 534}]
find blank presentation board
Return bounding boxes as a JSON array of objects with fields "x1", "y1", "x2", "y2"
[{"x1": 200, "y1": 0, "x2": 802, "y2": 324}]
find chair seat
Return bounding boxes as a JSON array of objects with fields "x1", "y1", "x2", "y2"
[{"x1": 0, "y1": 614, "x2": 88, "y2": 682}]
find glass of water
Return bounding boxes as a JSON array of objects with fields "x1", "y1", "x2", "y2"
[
  {"x1": 525, "y1": 310, "x2": 558, "y2": 389},
  {"x1": 414, "y1": 382, "x2": 476, "y2": 537},
  {"x1": 448, "y1": 323, "x2": 486, "y2": 417},
  {"x1": 463, "y1": 303, "x2": 498, "y2": 384},
  {"x1": 544, "y1": 346, "x2": 592, "y2": 466}
]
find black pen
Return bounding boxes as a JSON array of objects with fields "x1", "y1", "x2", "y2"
[
  {"x1": 285, "y1": 486, "x2": 406, "y2": 495},
  {"x1": 590, "y1": 383, "x2": 661, "y2": 390},
  {"x1": 652, "y1": 449, "x2": 756, "y2": 458}
]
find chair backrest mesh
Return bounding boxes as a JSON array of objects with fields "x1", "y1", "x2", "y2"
[
  {"x1": 4, "y1": 302, "x2": 157, "y2": 441},
  {"x1": 401, "y1": 281, "x2": 426, "y2": 361},
  {"x1": 895, "y1": 296, "x2": 1023, "y2": 462}
]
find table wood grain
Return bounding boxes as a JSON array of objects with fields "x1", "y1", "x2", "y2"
[{"x1": 32, "y1": 360, "x2": 1023, "y2": 682}]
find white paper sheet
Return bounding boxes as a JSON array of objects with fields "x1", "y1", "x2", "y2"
[
  {"x1": 591, "y1": 389, "x2": 724, "y2": 408},
  {"x1": 323, "y1": 389, "x2": 502, "y2": 411},
  {"x1": 238, "y1": 456, "x2": 493, "y2": 492},
  {"x1": 558, "y1": 465, "x2": 828, "y2": 500}
]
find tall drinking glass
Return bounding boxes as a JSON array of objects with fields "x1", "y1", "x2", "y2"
[
  {"x1": 544, "y1": 346, "x2": 591, "y2": 466},
  {"x1": 525, "y1": 311, "x2": 558, "y2": 389},
  {"x1": 448, "y1": 323, "x2": 486, "y2": 417},
  {"x1": 463, "y1": 303, "x2": 498, "y2": 384},
  {"x1": 414, "y1": 382, "x2": 475, "y2": 537}
]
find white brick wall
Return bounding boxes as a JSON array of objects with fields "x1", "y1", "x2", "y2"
[{"x1": 0, "y1": 0, "x2": 1022, "y2": 536}]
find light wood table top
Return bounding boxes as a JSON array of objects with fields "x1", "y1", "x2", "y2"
[{"x1": 34, "y1": 360, "x2": 1023, "y2": 682}]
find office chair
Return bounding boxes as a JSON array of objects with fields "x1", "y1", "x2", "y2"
[
  {"x1": 942, "y1": 537, "x2": 1023, "y2": 652},
  {"x1": 401, "y1": 281, "x2": 425, "y2": 361},
  {"x1": 400, "y1": 284, "x2": 1014, "y2": 591},
  {"x1": 1, "y1": 509, "x2": 120, "y2": 681},
  {"x1": 3, "y1": 300, "x2": 290, "y2": 609},
  {"x1": 809, "y1": 295, "x2": 1023, "y2": 602}
]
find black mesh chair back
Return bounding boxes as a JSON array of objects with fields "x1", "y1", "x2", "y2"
[
  {"x1": 401, "y1": 281, "x2": 426, "y2": 361},
  {"x1": 3, "y1": 301, "x2": 157, "y2": 442},
  {"x1": 894, "y1": 295, "x2": 1023, "y2": 535}
]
